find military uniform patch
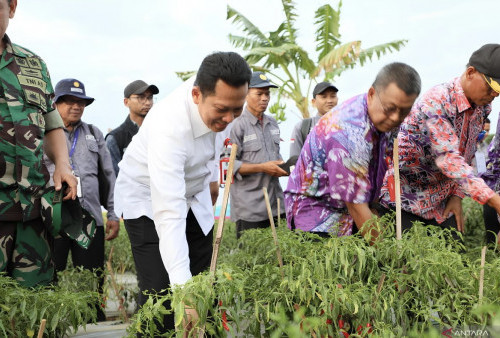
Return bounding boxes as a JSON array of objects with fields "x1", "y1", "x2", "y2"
[
  {"x1": 26, "y1": 57, "x2": 42, "y2": 70},
  {"x1": 20, "y1": 67, "x2": 42, "y2": 79}
]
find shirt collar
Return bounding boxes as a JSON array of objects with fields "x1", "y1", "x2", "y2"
[
  {"x1": 2, "y1": 34, "x2": 29, "y2": 58},
  {"x1": 243, "y1": 106, "x2": 267, "y2": 126},
  {"x1": 187, "y1": 87, "x2": 212, "y2": 139},
  {"x1": 451, "y1": 77, "x2": 473, "y2": 113}
]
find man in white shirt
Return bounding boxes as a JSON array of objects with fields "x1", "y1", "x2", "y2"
[{"x1": 114, "y1": 51, "x2": 251, "y2": 333}]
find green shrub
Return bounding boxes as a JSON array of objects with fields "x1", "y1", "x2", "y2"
[
  {"x1": 0, "y1": 269, "x2": 100, "y2": 337},
  {"x1": 128, "y1": 212, "x2": 500, "y2": 337}
]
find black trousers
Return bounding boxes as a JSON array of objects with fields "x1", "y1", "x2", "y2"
[
  {"x1": 376, "y1": 205, "x2": 459, "y2": 240},
  {"x1": 54, "y1": 226, "x2": 105, "y2": 321},
  {"x1": 124, "y1": 209, "x2": 213, "y2": 332},
  {"x1": 483, "y1": 204, "x2": 500, "y2": 244},
  {"x1": 236, "y1": 213, "x2": 286, "y2": 239}
]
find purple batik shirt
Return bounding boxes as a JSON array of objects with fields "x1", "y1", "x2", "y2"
[
  {"x1": 284, "y1": 94, "x2": 390, "y2": 235},
  {"x1": 481, "y1": 118, "x2": 500, "y2": 193}
]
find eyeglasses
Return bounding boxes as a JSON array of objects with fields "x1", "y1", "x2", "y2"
[
  {"x1": 375, "y1": 90, "x2": 411, "y2": 120},
  {"x1": 129, "y1": 94, "x2": 156, "y2": 103}
]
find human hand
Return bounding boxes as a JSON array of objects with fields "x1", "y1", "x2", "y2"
[
  {"x1": 263, "y1": 160, "x2": 288, "y2": 177},
  {"x1": 105, "y1": 220, "x2": 120, "y2": 240},
  {"x1": 53, "y1": 163, "x2": 77, "y2": 201},
  {"x1": 182, "y1": 304, "x2": 200, "y2": 337},
  {"x1": 443, "y1": 195, "x2": 463, "y2": 233}
]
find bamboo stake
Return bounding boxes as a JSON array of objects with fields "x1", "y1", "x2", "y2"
[
  {"x1": 197, "y1": 144, "x2": 238, "y2": 338},
  {"x1": 277, "y1": 198, "x2": 281, "y2": 226},
  {"x1": 478, "y1": 246, "x2": 487, "y2": 305},
  {"x1": 106, "y1": 245, "x2": 129, "y2": 322},
  {"x1": 263, "y1": 187, "x2": 285, "y2": 280},
  {"x1": 376, "y1": 273, "x2": 386, "y2": 294},
  {"x1": 37, "y1": 319, "x2": 46, "y2": 338},
  {"x1": 372, "y1": 273, "x2": 386, "y2": 308},
  {"x1": 393, "y1": 138, "x2": 402, "y2": 240},
  {"x1": 209, "y1": 143, "x2": 238, "y2": 273}
]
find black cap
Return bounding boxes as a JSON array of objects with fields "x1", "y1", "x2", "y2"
[
  {"x1": 312, "y1": 82, "x2": 338, "y2": 97},
  {"x1": 124, "y1": 80, "x2": 159, "y2": 98},
  {"x1": 54, "y1": 78, "x2": 94, "y2": 106},
  {"x1": 469, "y1": 44, "x2": 500, "y2": 93},
  {"x1": 249, "y1": 72, "x2": 278, "y2": 88}
]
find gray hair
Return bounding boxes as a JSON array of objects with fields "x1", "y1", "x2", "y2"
[{"x1": 372, "y1": 62, "x2": 421, "y2": 96}]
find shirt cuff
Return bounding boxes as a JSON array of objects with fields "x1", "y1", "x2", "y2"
[
  {"x1": 106, "y1": 212, "x2": 119, "y2": 221},
  {"x1": 43, "y1": 109, "x2": 65, "y2": 131}
]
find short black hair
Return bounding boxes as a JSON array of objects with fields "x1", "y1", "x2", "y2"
[
  {"x1": 194, "y1": 52, "x2": 252, "y2": 96},
  {"x1": 484, "y1": 117, "x2": 491, "y2": 124},
  {"x1": 372, "y1": 62, "x2": 421, "y2": 96}
]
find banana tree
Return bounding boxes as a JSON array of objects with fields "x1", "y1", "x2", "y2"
[{"x1": 227, "y1": 0, "x2": 407, "y2": 118}]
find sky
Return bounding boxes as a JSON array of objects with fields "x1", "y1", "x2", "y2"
[{"x1": 8, "y1": 0, "x2": 500, "y2": 162}]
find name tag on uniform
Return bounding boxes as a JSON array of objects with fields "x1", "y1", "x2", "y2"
[
  {"x1": 243, "y1": 134, "x2": 257, "y2": 143},
  {"x1": 76, "y1": 176, "x2": 82, "y2": 198},
  {"x1": 270, "y1": 129, "x2": 280, "y2": 135}
]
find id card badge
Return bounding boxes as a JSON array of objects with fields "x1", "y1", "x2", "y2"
[
  {"x1": 475, "y1": 151, "x2": 487, "y2": 174},
  {"x1": 76, "y1": 176, "x2": 82, "y2": 198}
]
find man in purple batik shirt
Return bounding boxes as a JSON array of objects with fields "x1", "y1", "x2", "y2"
[{"x1": 285, "y1": 63, "x2": 421, "y2": 242}]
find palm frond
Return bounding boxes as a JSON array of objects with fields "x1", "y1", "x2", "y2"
[
  {"x1": 313, "y1": 41, "x2": 362, "y2": 77},
  {"x1": 281, "y1": 0, "x2": 298, "y2": 43},
  {"x1": 314, "y1": 3, "x2": 342, "y2": 60},
  {"x1": 357, "y1": 40, "x2": 408, "y2": 66},
  {"x1": 244, "y1": 44, "x2": 297, "y2": 67},
  {"x1": 227, "y1": 5, "x2": 268, "y2": 44},
  {"x1": 175, "y1": 71, "x2": 197, "y2": 82},
  {"x1": 228, "y1": 34, "x2": 268, "y2": 50}
]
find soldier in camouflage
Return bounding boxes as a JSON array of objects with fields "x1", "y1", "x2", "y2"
[{"x1": 0, "y1": 0, "x2": 77, "y2": 287}]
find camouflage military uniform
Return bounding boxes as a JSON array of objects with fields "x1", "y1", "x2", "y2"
[{"x1": 0, "y1": 34, "x2": 64, "y2": 287}]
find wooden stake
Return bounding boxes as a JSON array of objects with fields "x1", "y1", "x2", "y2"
[
  {"x1": 263, "y1": 187, "x2": 284, "y2": 280},
  {"x1": 376, "y1": 273, "x2": 386, "y2": 294},
  {"x1": 198, "y1": 144, "x2": 238, "y2": 338},
  {"x1": 37, "y1": 319, "x2": 46, "y2": 338},
  {"x1": 372, "y1": 273, "x2": 386, "y2": 308},
  {"x1": 209, "y1": 144, "x2": 238, "y2": 273},
  {"x1": 106, "y1": 245, "x2": 129, "y2": 322},
  {"x1": 393, "y1": 138, "x2": 402, "y2": 240},
  {"x1": 277, "y1": 198, "x2": 281, "y2": 227},
  {"x1": 478, "y1": 246, "x2": 487, "y2": 305}
]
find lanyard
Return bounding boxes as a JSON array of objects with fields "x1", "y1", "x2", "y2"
[{"x1": 69, "y1": 128, "x2": 80, "y2": 159}]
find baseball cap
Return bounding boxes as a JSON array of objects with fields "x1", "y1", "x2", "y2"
[
  {"x1": 124, "y1": 80, "x2": 159, "y2": 98},
  {"x1": 312, "y1": 82, "x2": 339, "y2": 97},
  {"x1": 469, "y1": 44, "x2": 500, "y2": 93},
  {"x1": 54, "y1": 78, "x2": 94, "y2": 106},
  {"x1": 249, "y1": 72, "x2": 278, "y2": 88}
]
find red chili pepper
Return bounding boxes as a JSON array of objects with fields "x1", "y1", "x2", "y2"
[
  {"x1": 341, "y1": 331, "x2": 349, "y2": 338},
  {"x1": 219, "y1": 300, "x2": 230, "y2": 331},
  {"x1": 357, "y1": 324, "x2": 363, "y2": 335},
  {"x1": 338, "y1": 319, "x2": 344, "y2": 329},
  {"x1": 222, "y1": 310, "x2": 229, "y2": 331},
  {"x1": 326, "y1": 318, "x2": 333, "y2": 325},
  {"x1": 366, "y1": 323, "x2": 373, "y2": 334}
]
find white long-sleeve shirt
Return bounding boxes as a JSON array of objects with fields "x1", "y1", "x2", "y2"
[{"x1": 114, "y1": 78, "x2": 225, "y2": 285}]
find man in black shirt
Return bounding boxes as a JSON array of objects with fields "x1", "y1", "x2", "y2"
[{"x1": 106, "y1": 80, "x2": 159, "y2": 175}]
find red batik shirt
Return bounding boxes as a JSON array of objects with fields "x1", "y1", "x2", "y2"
[{"x1": 380, "y1": 77, "x2": 494, "y2": 223}]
